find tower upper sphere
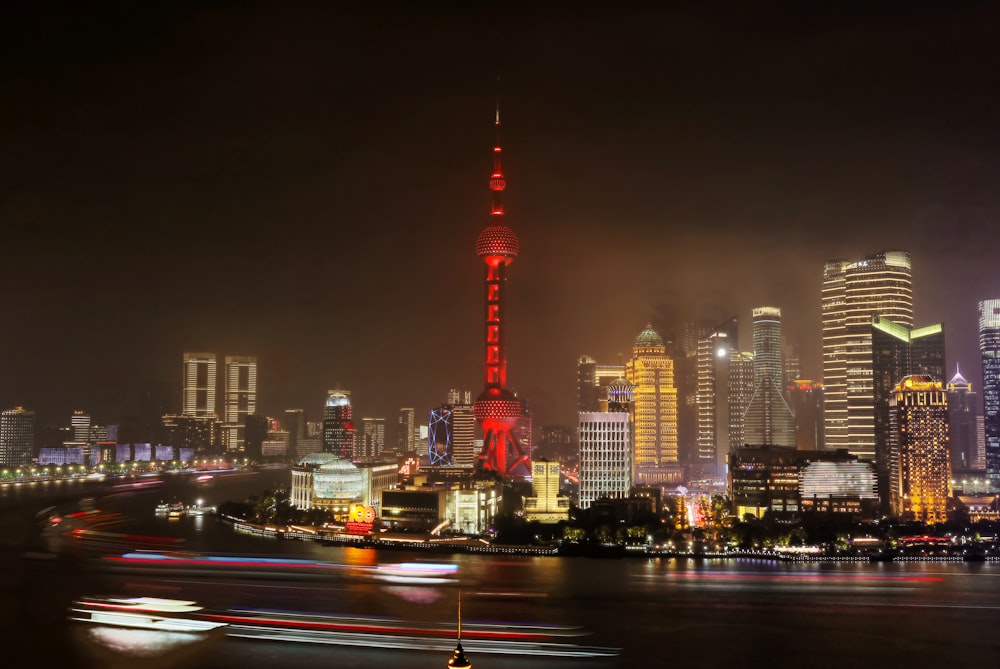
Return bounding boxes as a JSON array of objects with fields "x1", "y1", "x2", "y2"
[{"x1": 476, "y1": 223, "x2": 519, "y2": 261}]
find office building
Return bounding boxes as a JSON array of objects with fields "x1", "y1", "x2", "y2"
[
  {"x1": 744, "y1": 307, "x2": 795, "y2": 447},
  {"x1": 871, "y1": 316, "x2": 945, "y2": 508},
  {"x1": 522, "y1": 460, "x2": 571, "y2": 523},
  {"x1": 947, "y1": 366, "x2": 981, "y2": 473},
  {"x1": 980, "y1": 299, "x2": 1000, "y2": 487},
  {"x1": 358, "y1": 417, "x2": 386, "y2": 460},
  {"x1": 182, "y1": 352, "x2": 217, "y2": 416},
  {"x1": 223, "y1": 355, "x2": 257, "y2": 452},
  {"x1": 626, "y1": 324, "x2": 680, "y2": 484},
  {"x1": 822, "y1": 251, "x2": 913, "y2": 458},
  {"x1": 323, "y1": 390, "x2": 355, "y2": 460},
  {"x1": 695, "y1": 318, "x2": 740, "y2": 473},
  {"x1": 888, "y1": 376, "x2": 952, "y2": 523},
  {"x1": 789, "y1": 380, "x2": 824, "y2": 451},
  {"x1": 578, "y1": 377, "x2": 633, "y2": 509},
  {"x1": 428, "y1": 393, "x2": 476, "y2": 468},
  {"x1": 397, "y1": 407, "x2": 416, "y2": 454},
  {"x1": 71, "y1": 410, "x2": 91, "y2": 443},
  {"x1": 0, "y1": 407, "x2": 34, "y2": 468}
]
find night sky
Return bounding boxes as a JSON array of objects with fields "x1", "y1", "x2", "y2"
[{"x1": 3, "y1": 2, "x2": 1000, "y2": 433}]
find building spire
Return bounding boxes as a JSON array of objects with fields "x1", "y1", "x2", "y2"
[
  {"x1": 489, "y1": 76, "x2": 506, "y2": 218},
  {"x1": 447, "y1": 588, "x2": 471, "y2": 668}
]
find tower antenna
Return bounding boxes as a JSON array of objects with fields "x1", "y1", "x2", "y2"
[{"x1": 447, "y1": 587, "x2": 471, "y2": 668}]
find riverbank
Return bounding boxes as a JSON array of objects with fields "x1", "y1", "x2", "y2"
[{"x1": 223, "y1": 517, "x2": 1000, "y2": 563}]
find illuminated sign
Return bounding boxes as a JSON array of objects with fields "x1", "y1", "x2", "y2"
[{"x1": 345, "y1": 504, "x2": 377, "y2": 535}]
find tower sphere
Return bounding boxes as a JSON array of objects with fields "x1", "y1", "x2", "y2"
[{"x1": 476, "y1": 223, "x2": 519, "y2": 262}]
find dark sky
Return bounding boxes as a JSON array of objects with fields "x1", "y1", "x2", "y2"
[{"x1": 3, "y1": 1, "x2": 1000, "y2": 431}]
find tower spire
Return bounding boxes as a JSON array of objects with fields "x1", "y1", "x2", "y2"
[
  {"x1": 489, "y1": 76, "x2": 505, "y2": 218},
  {"x1": 447, "y1": 588, "x2": 471, "y2": 668}
]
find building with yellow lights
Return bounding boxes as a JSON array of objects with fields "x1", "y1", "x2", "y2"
[
  {"x1": 888, "y1": 375, "x2": 952, "y2": 523},
  {"x1": 626, "y1": 325, "x2": 680, "y2": 485},
  {"x1": 822, "y1": 251, "x2": 913, "y2": 459}
]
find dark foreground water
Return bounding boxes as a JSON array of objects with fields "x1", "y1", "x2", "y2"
[{"x1": 3, "y1": 471, "x2": 999, "y2": 669}]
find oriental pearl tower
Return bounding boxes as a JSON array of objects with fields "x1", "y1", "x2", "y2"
[{"x1": 473, "y1": 100, "x2": 530, "y2": 478}]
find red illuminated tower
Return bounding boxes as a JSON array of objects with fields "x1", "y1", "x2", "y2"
[{"x1": 473, "y1": 101, "x2": 530, "y2": 478}]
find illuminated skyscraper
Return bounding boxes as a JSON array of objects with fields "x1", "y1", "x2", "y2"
[
  {"x1": 695, "y1": 318, "x2": 739, "y2": 473},
  {"x1": 472, "y1": 102, "x2": 530, "y2": 478},
  {"x1": 0, "y1": 407, "x2": 34, "y2": 468},
  {"x1": 223, "y1": 355, "x2": 257, "y2": 452},
  {"x1": 577, "y1": 356, "x2": 627, "y2": 413},
  {"x1": 744, "y1": 307, "x2": 795, "y2": 447},
  {"x1": 579, "y1": 378, "x2": 633, "y2": 509},
  {"x1": 626, "y1": 324, "x2": 680, "y2": 484},
  {"x1": 979, "y1": 299, "x2": 1000, "y2": 486},
  {"x1": 946, "y1": 367, "x2": 980, "y2": 473},
  {"x1": 429, "y1": 392, "x2": 476, "y2": 467},
  {"x1": 789, "y1": 380, "x2": 824, "y2": 451},
  {"x1": 358, "y1": 417, "x2": 385, "y2": 460},
  {"x1": 822, "y1": 251, "x2": 913, "y2": 458},
  {"x1": 323, "y1": 390, "x2": 355, "y2": 460},
  {"x1": 182, "y1": 352, "x2": 217, "y2": 416},
  {"x1": 871, "y1": 316, "x2": 945, "y2": 508},
  {"x1": 397, "y1": 407, "x2": 416, "y2": 454},
  {"x1": 888, "y1": 376, "x2": 951, "y2": 523},
  {"x1": 71, "y1": 410, "x2": 91, "y2": 443}
]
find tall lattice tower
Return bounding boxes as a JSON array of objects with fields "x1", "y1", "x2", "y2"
[{"x1": 473, "y1": 99, "x2": 530, "y2": 478}]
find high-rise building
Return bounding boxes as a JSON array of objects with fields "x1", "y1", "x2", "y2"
[
  {"x1": 946, "y1": 366, "x2": 981, "y2": 473},
  {"x1": 822, "y1": 251, "x2": 913, "y2": 458},
  {"x1": 888, "y1": 375, "x2": 951, "y2": 523},
  {"x1": 577, "y1": 356, "x2": 627, "y2": 413},
  {"x1": 979, "y1": 299, "x2": 1000, "y2": 487},
  {"x1": 428, "y1": 393, "x2": 476, "y2": 468},
  {"x1": 223, "y1": 355, "x2": 257, "y2": 452},
  {"x1": 871, "y1": 316, "x2": 945, "y2": 507},
  {"x1": 323, "y1": 390, "x2": 355, "y2": 460},
  {"x1": 71, "y1": 410, "x2": 91, "y2": 443},
  {"x1": 0, "y1": 407, "x2": 34, "y2": 468},
  {"x1": 743, "y1": 307, "x2": 795, "y2": 447},
  {"x1": 182, "y1": 352, "x2": 217, "y2": 416},
  {"x1": 471, "y1": 104, "x2": 530, "y2": 478},
  {"x1": 397, "y1": 407, "x2": 416, "y2": 454},
  {"x1": 284, "y1": 409, "x2": 305, "y2": 457},
  {"x1": 789, "y1": 380, "x2": 824, "y2": 451},
  {"x1": 358, "y1": 417, "x2": 386, "y2": 460},
  {"x1": 579, "y1": 378, "x2": 633, "y2": 509},
  {"x1": 626, "y1": 324, "x2": 680, "y2": 484},
  {"x1": 695, "y1": 318, "x2": 740, "y2": 473}
]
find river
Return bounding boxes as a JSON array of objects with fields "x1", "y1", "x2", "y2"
[{"x1": 2, "y1": 469, "x2": 998, "y2": 668}]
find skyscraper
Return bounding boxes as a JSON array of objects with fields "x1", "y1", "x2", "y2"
[
  {"x1": 0, "y1": 407, "x2": 34, "y2": 468},
  {"x1": 946, "y1": 367, "x2": 980, "y2": 474},
  {"x1": 577, "y1": 356, "x2": 627, "y2": 413},
  {"x1": 579, "y1": 378, "x2": 633, "y2": 509},
  {"x1": 71, "y1": 410, "x2": 91, "y2": 443},
  {"x1": 979, "y1": 299, "x2": 1000, "y2": 487},
  {"x1": 397, "y1": 407, "x2": 416, "y2": 454},
  {"x1": 871, "y1": 316, "x2": 945, "y2": 507},
  {"x1": 182, "y1": 352, "x2": 217, "y2": 416},
  {"x1": 223, "y1": 355, "x2": 257, "y2": 452},
  {"x1": 472, "y1": 102, "x2": 530, "y2": 478},
  {"x1": 626, "y1": 324, "x2": 680, "y2": 484},
  {"x1": 822, "y1": 251, "x2": 913, "y2": 458},
  {"x1": 888, "y1": 376, "x2": 951, "y2": 523},
  {"x1": 358, "y1": 417, "x2": 385, "y2": 460},
  {"x1": 323, "y1": 390, "x2": 355, "y2": 460},
  {"x1": 743, "y1": 307, "x2": 795, "y2": 447},
  {"x1": 789, "y1": 380, "x2": 824, "y2": 451},
  {"x1": 695, "y1": 317, "x2": 739, "y2": 473}
]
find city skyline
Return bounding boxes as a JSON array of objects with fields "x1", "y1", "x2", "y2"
[{"x1": 4, "y1": 3, "x2": 1000, "y2": 430}]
